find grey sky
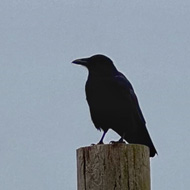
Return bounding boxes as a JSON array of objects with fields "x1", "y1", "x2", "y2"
[{"x1": 0, "y1": 1, "x2": 189, "y2": 189}]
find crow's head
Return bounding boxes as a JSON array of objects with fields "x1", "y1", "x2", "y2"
[{"x1": 72, "y1": 54, "x2": 117, "y2": 76}]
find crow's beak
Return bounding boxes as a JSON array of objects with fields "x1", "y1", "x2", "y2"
[{"x1": 72, "y1": 58, "x2": 89, "y2": 67}]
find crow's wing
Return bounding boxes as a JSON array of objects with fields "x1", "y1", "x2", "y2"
[{"x1": 115, "y1": 72, "x2": 146, "y2": 125}]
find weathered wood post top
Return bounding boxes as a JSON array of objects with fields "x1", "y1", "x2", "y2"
[{"x1": 77, "y1": 144, "x2": 150, "y2": 190}]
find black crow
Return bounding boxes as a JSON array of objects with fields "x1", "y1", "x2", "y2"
[{"x1": 72, "y1": 54, "x2": 157, "y2": 157}]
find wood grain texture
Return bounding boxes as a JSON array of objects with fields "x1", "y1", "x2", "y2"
[{"x1": 77, "y1": 144, "x2": 150, "y2": 190}]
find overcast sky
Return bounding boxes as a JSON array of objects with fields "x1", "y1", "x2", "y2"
[{"x1": 0, "y1": 1, "x2": 190, "y2": 189}]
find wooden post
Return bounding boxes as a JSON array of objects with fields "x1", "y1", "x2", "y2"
[{"x1": 77, "y1": 144, "x2": 150, "y2": 190}]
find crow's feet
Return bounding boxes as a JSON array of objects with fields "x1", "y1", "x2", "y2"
[
  {"x1": 91, "y1": 141, "x2": 104, "y2": 146},
  {"x1": 110, "y1": 138, "x2": 125, "y2": 144}
]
